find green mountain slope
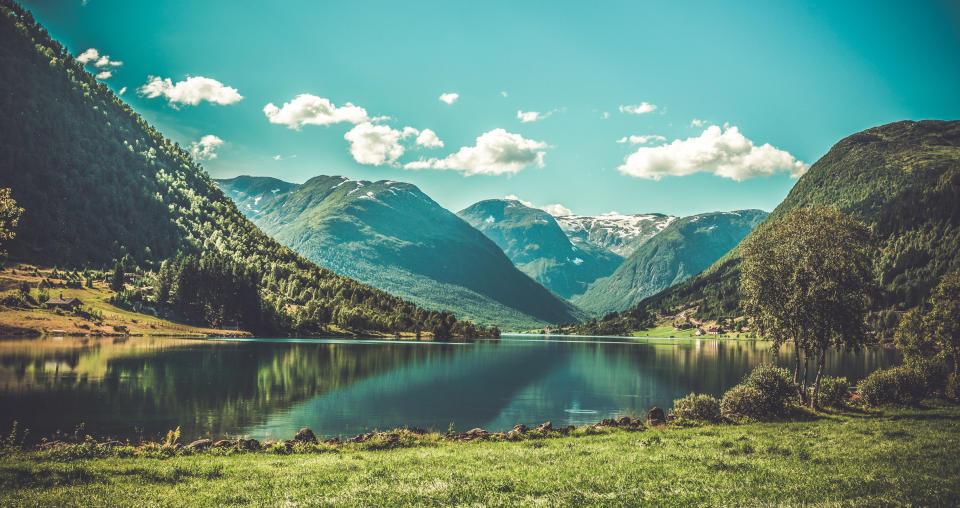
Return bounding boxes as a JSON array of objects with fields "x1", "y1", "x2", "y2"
[
  {"x1": 457, "y1": 199, "x2": 624, "y2": 299},
  {"x1": 572, "y1": 210, "x2": 767, "y2": 315},
  {"x1": 629, "y1": 120, "x2": 960, "y2": 336},
  {"x1": 0, "y1": 1, "x2": 491, "y2": 337},
  {"x1": 216, "y1": 176, "x2": 585, "y2": 330}
]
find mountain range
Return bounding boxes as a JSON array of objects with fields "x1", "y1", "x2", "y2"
[
  {"x1": 0, "y1": 2, "x2": 490, "y2": 337},
  {"x1": 571, "y1": 210, "x2": 767, "y2": 315},
  {"x1": 216, "y1": 176, "x2": 585, "y2": 329},
  {"x1": 604, "y1": 119, "x2": 960, "y2": 338},
  {"x1": 457, "y1": 199, "x2": 623, "y2": 298}
]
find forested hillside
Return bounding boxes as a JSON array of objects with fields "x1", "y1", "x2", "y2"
[
  {"x1": 618, "y1": 120, "x2": 960, "y2": 337},
  {"x1": 572, "y1": 210, "x2": 766, "y2": 315},
  {"x1": 457, "y1": 199, "x2": 623, "y2": 298},
  {"x1": 217, "y1": 176, "x2": 585, "y2": 329},
  {"x1": 0, "y1": 1, "x2": 495, "y2": 337}
]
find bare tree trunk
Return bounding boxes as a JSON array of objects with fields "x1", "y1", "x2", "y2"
[
  {"x1": 954, "y1": 348, "x2": 960, "y2": 378},
  {"x1": 793, "y1": 338, "x2": 801, "y2": 384},
  {"x1": 810, "y1": 348, "x2": 827, "y2": 409},
  {"x1": 799, "y1": 352, "x2": 810, "y2": 405}
]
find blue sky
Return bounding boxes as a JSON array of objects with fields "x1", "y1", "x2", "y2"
[{"x1": 22, "y1": 0, "x2": 960, "y2": 217}]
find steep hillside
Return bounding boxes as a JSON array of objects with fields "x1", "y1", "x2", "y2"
[
  {"x1": 0, "y1": 1, "x2": 492, "y2": 337},
  {"x1": 572, "y1": 210, "x2": 767, "y2": 315},
  {"x1": 628, "y1": 120, "x2": 960, "y2": 336},
  {"x1": 556, "y1": 213, "x2": 676, "y2": 257},
  {"x1": 217, "y1": 177, "x2": 585, "y2": 329},
  {"x1": 457, "y1": 199, "x2": 623, "y2": 298}
]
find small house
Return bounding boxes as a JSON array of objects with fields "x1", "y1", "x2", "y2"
[
  {"x1": 46, "y1": 293, "x2": 82, "y2": 310},
  {"x1": 707, "y1": 327, "x2": 721, "y2": 335}
]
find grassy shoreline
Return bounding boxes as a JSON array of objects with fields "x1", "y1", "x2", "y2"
[{"x1": 1, "y1": 405, "x2": 957, "y2": 505}]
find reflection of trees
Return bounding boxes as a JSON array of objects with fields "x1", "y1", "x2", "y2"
[{"x1": 0, "y1": 339, "x2": 466, "y2": 441}]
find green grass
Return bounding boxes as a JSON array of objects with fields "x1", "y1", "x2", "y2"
[
  {"x1": 629, "y1": 325, "x2": 756, "y2": 339},
  {"x1": 1, "y1": 406, "x2": 958, "y2": 506}
]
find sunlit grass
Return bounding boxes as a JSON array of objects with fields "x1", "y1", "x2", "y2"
[{"x1": 1, "y1": 406, "x2": 957, "y2": 505}]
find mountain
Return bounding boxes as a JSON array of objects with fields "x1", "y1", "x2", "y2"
[
  {"x1": 621, "y1": 120, "x2": 960, "y2": 337},
  {"x1": 556, "y1": 213, "x2": 677, "y2": 257},
  {"x1": 457, "y1": 199, "x2": 624, "y2": 298},
  {"x1": 572, "y1": 210, "x2": 767, "y2": 315},
  {"x1": 216, "y1": 176, "x2": 584, "y2": 329},
  {"x1": 0, "y1": 1, "x2": 492, "y2": 337}
]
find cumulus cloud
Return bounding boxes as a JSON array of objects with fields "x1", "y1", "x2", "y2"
[
  {"x1": 619, "y1": 102, "x2": 657, "y2": 115},
  {"x1": 344, "y1": 123, "x2": 406, "y2": 166},
  {"x1": 517, "y1": 110, "x2": 553, "y2": 123},
  {"x1": 262, "y1": 94, "x2": 372, "y2": 130},
  {"x1": 77, "y1": 48, "x2": 121, "y2": 67},
  {"x1": 117, "y1": 86, "x2": 127, "y2": 95},
  {"x1": 404, "y1": 128, "x2": 547, "y2": 176},
  {"x1": 76, "y1": 48, "x2": 121, "y2": 80},
  {"x1": 501, "y1": 91, "x2": 508, "y2": 98},
  {"x1": 273, "y1": 154, "x2": 296, "y2": 161},
  {"x1": 504, "y1": 195, "x2": 573, "y2": 217},
  {"x1": 690, "y1": 118, "x2": 706, "y2": 127},
  {"x1": 616, "y1": 134, "x2": 666, "y2": 145},
  {"x1": 415, "y1": 128, "x2": 444, "y2": 148},
  {"x1": 601, "y1": 112, "x2": 610, "y2": 119},
  {"x1": 439, "y1": 92, "x2": 459, "y2": 104},
  {"x1": 189, "y1": 135, "x2": 224, "y2": 161},
  {"x1": 618, "y1": 125, "x2": 809, "y2": 181},
  {"x1": 139, "y1": 76, "x2": 242, "y2": 107}
]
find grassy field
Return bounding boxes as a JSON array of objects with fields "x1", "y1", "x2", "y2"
[
  {"x1": 0, "y1": 265, "x2": 250, "y2": 337},
  {"x1": 629, "y1": 325, "x2": 756, "y2": 340},
  {"x1": 1, "y1": 406, "x2": 957, "y2": 506}
]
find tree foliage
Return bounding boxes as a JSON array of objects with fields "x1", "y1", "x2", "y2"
[
  {"x1": 0, "y1": 188, "x2": 23, "y2": 263},
  {"x1": 740, "y1": 205, "x2": 876, "y2": 408}
]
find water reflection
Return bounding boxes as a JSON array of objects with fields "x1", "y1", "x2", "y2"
[{"x1": 0, "y1": 335, "x2": 898, "y2": 442}]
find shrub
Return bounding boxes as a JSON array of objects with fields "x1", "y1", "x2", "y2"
[
  {"x1": 816, "y1": 376, "x2": 849, "y2": 408},
  {"x1": 671, "y1": 393, "x2": 721, "y2": 422},
  {"x1": 858, "y1": 361, "x2": 944, "y2": 406},
  {"x1": 721, "y1": 364, "x2": 796, "y2": 420}
]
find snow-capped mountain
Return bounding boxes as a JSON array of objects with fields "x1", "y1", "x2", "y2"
[{"x1": 555, "y1": 213, "x2": 677, "y2": 257}]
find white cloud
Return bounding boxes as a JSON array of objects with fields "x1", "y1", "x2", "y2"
[
  {"x1": 415, "y1": 128, "x2": 444, "y2": 148},
  {"x1": 344, "y1": 123, "x2": 406, "y2": 166},
  {"x1": 517, "y1": 110, "x2": 553, "y2": 123},
  {"x1": 189, "y1": 135, "x2": 224, "y2": 161},
  {"x1": 501, "y1": 91, "x2": 508, "y2": 98},
  {"x1": 690, "y1": 118, "x2": 706, "y2": 127},
  {"x1": 262, "y1": 94, "x2": 372, "y2": 129},
  {"x1": 139, "y1": 75, "x2": 242, "y2": 107},
  {"x1": 616, "y1": 134, "x2": 666, "y2": 145},
  {"x1": 404, "y1": 128, "x2": 547, "y2": 176},
  {"x1": 619, "y1": 102, "x2": 657, "y2": 115},
  {"x1": 77, "y1": 48, "x2": 122, "y2": 78},
  {"x1": 439, "y1": 92, "x2": 459, "y2": 104},
  {"x1": 273, "y1": 154, "x2": 296, "y2": 161},
  {"x1": 76, "y1": 48, "x2": 99, "y2": 65},
  {"x1": 504, "y1": 195, "x2": 573, "y2": 217},
  {"x1": 618, "y1": 125, "x2": 808, "y2": 181},
  {"x1": 601, "y1": 112, "x2": 610, "y2": 119},
  {"x1": 117, "y1": 86, "x2": 127, "y2": 95},
  {"x1": 541, "y1": 203, "x2": 573, "y2": 216}
]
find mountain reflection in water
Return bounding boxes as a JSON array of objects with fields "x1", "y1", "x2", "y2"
[{"x1": 0, "y1": 335, "x2": 897, "y2": 442}]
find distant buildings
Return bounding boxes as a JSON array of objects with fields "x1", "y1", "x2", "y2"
[{"x1": 45, "y1": 293, "x2": 82, "y2": 310}]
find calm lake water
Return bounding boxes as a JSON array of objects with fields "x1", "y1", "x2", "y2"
[{"x1": 0, "y1": 334, "x2": 898, "y2": 442}]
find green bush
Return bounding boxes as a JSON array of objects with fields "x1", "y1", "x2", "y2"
[
  {"x1": 858, "y1": 361, "x2": 944, "y2": 406},
  {"x1": 670, "y1": 393, "x2": 721, "y2": 422},
  {"x1": 816, "y1": 376, "x2": 850, "y2": 408},
  {"x1": 721, "y1": 364, "x2": 796, "y2": 420}
]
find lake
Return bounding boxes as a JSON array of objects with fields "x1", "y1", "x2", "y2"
[{"x1": 0, "y1": 334, "x2": 898, "y2": 442}]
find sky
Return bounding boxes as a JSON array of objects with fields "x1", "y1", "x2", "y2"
[{"x1": 21, "y1": 0, "x2": 960, "y2": 217}]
